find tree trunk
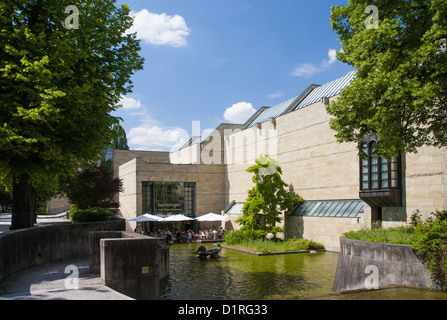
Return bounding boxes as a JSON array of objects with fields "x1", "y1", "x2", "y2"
[{"x1": 10, "y1": 173, "x2": 36, "y2": 230}]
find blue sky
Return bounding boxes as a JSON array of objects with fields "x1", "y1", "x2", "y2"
[{"x1": 113, "y1": 0, "x2": 354, "y2": 151}]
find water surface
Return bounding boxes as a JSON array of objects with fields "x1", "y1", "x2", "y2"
[
  {"x1": 160, "y1": 243, "x2": 339, "y2": 300},
  {"x1": 160, "y1": 243, "x2": 447, "y2": 300}
]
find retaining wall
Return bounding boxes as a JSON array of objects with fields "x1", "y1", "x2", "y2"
[
  {"x1": 0, "y1": 219, "x2": 125, "y2": 287},
  {"x1": 99, "y1": 233, "x2": 169, "y2": 300},
  {"x1": 332, "y1": 237, "x2": 438, "y2": 292}
]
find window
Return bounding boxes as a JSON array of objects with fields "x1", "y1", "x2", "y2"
[
  {"x1": 359, "y1": 136, "x2": 402, "y2": 207},
  {"x1": 142, "y1": 182, "x2": 196, "y2": 217},
  {"x1": 360, "y1": 140, "x2": 399, "y2": 191}
]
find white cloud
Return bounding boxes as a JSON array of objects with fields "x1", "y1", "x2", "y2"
[
  {"x1": 223, "y1": 102, "x2": 256, "y2": 124},
  {"x1": 127, "y1": 9, "x2": 190, "y2": 47},
  {"x1": 128, "y1": 124, "x2": 187, "y2": 151},
  {"x1": 119, "y1": 96, "x2": 142, "y2": 110},
  {"x1": 291, "y1": 63, "x2": 320, "y2": 77},
  {"x1": 327, "y1": 49, "x2": 338, "y2": 64},
  {"x1": 291, "y1": 48, "x2": 339, "y2": 78}
]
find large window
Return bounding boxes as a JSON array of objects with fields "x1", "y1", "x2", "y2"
[
  {"x1": 142, "y1": 182, "x2": 196, "y2": 217},
  {"x1": 360, "y1": 140, "x2": 399, "y2": 191},
  {"x1": 359, "y1": 136, "x2": 402, "y2": 208}
]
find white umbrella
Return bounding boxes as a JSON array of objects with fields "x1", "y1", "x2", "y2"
[
  {"x1": 164, "y1": 214, "x2": 194, "y2": 221},
  {"x1": 128, "y1": 214, "x2": 159, "y2": 222},
  {"x1": 143, "y1": 213, "x2": 166, "y2": 222},
  {"x1": 196, "y1": 213, "x2": 229, "y2": 222}
]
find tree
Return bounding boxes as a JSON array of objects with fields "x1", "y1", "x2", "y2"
[
  {"x1": 0, "y1": 0, "x2": 144, "y2": 229},
  {"x1": 111, "y1": 123, "x2": 129, "y2": 151},
  {"x1": 236, "y1": 155, "x2": 302, "y2": 238},
  {"x1": 62, "y1": 164, "x2": 123, "y2": 210},
  {"x1": 100, "y1": 123, "x2": 129, "y2": 169},
  {"x1": 328, "y1": 0, "x2": 447, "y2": 159}
]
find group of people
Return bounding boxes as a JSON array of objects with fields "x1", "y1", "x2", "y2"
[{"x1": 137, "y1": 227, "x2": 226, "y2": 244}]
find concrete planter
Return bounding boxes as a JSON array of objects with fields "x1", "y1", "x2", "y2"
[{"x1": 332, "y1": 237, "x2": 440, "y2": 292}]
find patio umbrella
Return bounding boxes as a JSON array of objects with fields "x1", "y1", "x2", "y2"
[
  {"x1": 196, "y1": 213, "x2": 229, "y2": 221},
  {"x1": 128, "y1": 215, "x2": 160, "y2": 222},
  {"x1": 143, "y1": 213, "x2": 166, "y2": 222},
  {"x1": 164, "y1": 214, "x2": 194, "y2": 221}
]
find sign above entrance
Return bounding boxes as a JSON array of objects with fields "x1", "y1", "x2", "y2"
[{"x1": 157, "y1": 202, "x2": 182, "y2": 211}]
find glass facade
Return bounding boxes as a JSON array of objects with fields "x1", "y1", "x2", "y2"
[
  {"x1": 142, "y1": 181, "x2": 196, "y2": 217},
  {"x1": 360, "y1": 140, "x2": 400, "y2": 191}
]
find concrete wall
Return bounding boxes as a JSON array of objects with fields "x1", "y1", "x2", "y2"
[
  {"x1": 332, "y1": 237, "x2": 437, "y2": 292},
  {"x1": 101, "y1": 237, "x2": 169, "y2": 300},
  {"x1": 0, "y1": 219, "x2": 125, "y2": 287},
  {"x1": 90, "y1": 231, "x2": 169, "y2": 300},
  {"x1": 286, "y1": 216, "x2": 363, "y2": 252}
]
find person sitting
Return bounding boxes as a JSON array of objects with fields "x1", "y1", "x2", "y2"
[{"x1": 176, "y1": 230, "x2": 182, "y2": 243}]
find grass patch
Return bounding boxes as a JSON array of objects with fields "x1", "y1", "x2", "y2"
[
  {"x1": 344, "y1": 226, "x2": 416, "y2": 245},
  {"x1": 224, "y1": 238, "x2": 325, "y2": 254}
]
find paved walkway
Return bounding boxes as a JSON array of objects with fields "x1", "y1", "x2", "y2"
[
  {"x1": 0, "y1": 259, "x2": 133, "y2": 300},
  {"x1": 0, "y1": 213, "x2": 133, "y2": 300}
]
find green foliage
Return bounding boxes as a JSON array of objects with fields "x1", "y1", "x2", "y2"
[
  {"x1": 236, "y1": 155, "x2": 302, "y2": 238},
  {"x1": 36, "y1": 207, "x2": 47, "y2": 215},
  {"x1": 344, "y1": 225, "x2": 416, "y2": 245},
  {"x1": 62, "y1": 164, "x2": 123, "y2": 210},
  {"x1": 110, "y1": 123, "x2": 130, "y2": 150},
  {"x1": 412, "y1": 210, "x2": 447, "y2": 288},
  {"x1": 224, "y1": 237, "x2": 324, "y2": 254},
  {"x1": 224, "y1": 229, "x2": 268, "y2": 245},
  {"x1": 69, "y1": 207, "x2": 114, "y2": 223},
  {"x1": 410, "y1": 210, "x2": 423, "y2": 227},
  {"x1": 328, "y1": 0, "x2": 447, "y2": 159},
  {"x1": 0, "y1": 0, "x2": 144, "y2": 229}
]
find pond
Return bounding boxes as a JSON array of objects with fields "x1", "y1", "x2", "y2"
[
  {"x1": 159, "y1": 243, "x2": 447, "y2": 300},
  {"x1": 160, "y1": 243, "x2": 339, "y2": 300}
]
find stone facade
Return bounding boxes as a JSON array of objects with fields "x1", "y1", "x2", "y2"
[{"x1": 116, "y1": 74, "x2": 447, "y2": 252}]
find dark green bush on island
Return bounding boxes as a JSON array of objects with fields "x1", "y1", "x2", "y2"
[{"x1": 69, "y1": 207, "x2": 114, "y2": 223}]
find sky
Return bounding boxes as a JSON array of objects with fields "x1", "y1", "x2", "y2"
[{"x1": 113, "y1": 0, "x2": 354, "y2": 151}]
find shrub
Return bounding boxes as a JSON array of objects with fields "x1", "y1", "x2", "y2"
[
  {"x1": 412, "y1": 211, "x2": 447, "y2": 288},
  {"x1": 344, "y1": 226, "x2": 416, "y2": 245},
  {"x1": 36, "y1": 207, "x2": 47, "y2": 215},
  {"x1": 224, "y1": 229, "x2": 267, "y2": 245},
  {"x1": 69, "y1": 207, "x2": 114, "y2": 223}
]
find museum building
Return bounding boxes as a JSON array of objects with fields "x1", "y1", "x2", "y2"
[{"x1": 114, "y1": 71, "x2": 447, "y2": 252}]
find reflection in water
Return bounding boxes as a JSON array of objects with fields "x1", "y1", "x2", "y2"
[
  {"x1": 160, "y1": 243, "x2": 447, "y2": 300},
  {"x1": 160, "y1": 243, "x2": 339, "y2": 300}
]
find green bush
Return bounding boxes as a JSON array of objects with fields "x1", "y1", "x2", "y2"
[
  {"x1": 224, "y1": 229, "x2": 267, "y2": 245},
  {"x1": 344, "y1": 226, "x2": 416, "y2": 245},
  {"x1": 69, "y1": 207, "x2": 114, "y2": 223},
  {"x1": 224, "y1": 238, "x2": 324, "y2": 254},
  {"x1": 412, "y1": 211, "x2": 447, "y2": 288},
  {"x1": 36, "y1": 207, "x2": 47, "y2": 215}
]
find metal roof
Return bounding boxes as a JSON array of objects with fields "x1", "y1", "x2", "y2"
[
  {"x1": 225, "y1": 202, "x2": 244, "y2": 215},
  {"x1": 247, "y1": 96, "x2": 299, "y2": 128},
  {"x1": 294, "y1": 71, "x2": 356, "y2": 111},
  {"x1": 291, "y1": 199, "x2": 364, "y2": 218}
]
